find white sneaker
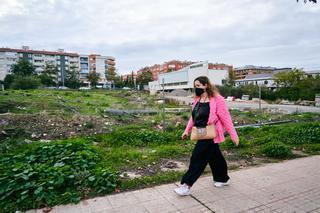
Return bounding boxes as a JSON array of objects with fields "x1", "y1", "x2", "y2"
[
  {"x1": 214, "y1": 180, "x2": 230, "y2": 187},
  {"x1": 174, "y1": 184, "x2": 191, "y2": 196}
]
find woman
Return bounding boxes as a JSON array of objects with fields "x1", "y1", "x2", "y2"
[{"x1": 174, "y1": 76, "x2": 239, "y2": 196}]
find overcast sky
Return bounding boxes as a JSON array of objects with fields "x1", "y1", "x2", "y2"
[{"x1": 0, "y1": 0, "x2": 319, "y2": 74}]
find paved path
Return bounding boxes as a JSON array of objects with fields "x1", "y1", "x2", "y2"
[
  {"x1": 165, "y1": 96, "x2": 320, "y2": 114},
  {"x1": 26, "y1": 155, "x2": 320, "y2": 213}
]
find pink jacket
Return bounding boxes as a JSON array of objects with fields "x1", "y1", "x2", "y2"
[{"x1": 183, "y1": 94, "x2": 239, "y2": 143}]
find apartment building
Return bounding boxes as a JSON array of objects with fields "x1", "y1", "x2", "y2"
[
  {"x1": 233, "y1": 65, "x2": 285, "y2": 80},
  {"x1": 79, "y1": 55, "x2": 90, "y2": 84},
  {"x1": 0, "y1": 46, "x2": 79, "y2": 83},
  {"x1": 136, "y1": 60, "x2": 194, "y2": 81},
  {"x1": 87, "y1": 54, "x2": 116, "y2": 87},
  {"x1": 0, "y1": 46, "x2": 116, "y2": 87},
  {"x1": 121, "y1": 72, "x2": 137, "y2": 82}
]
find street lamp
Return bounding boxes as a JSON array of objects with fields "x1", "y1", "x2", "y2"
[
  {"x1": 162, "y1": 78, "x2": 165, "y2": 131},
  {"x1": 258, "y1": 80, "x2": 268, "y2": 127}
]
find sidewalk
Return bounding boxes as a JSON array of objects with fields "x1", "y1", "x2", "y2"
[{"x1": 26, "y1": 155, "x2": 320, "y2": 213}]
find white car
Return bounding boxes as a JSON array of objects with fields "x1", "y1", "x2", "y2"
[
  {"x1": 58, "y1": 86, "x2": 69, "y2": 90},
  {"x1": 79, "y1": 87, "x2": 91, "y2": 90}
]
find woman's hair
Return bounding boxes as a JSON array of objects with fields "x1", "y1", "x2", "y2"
[{"x1": 193, "y1": 76, "x2": 219, "y2": 97}]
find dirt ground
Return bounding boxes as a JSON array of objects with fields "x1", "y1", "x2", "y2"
[{"x1": 0, "y1": 112, "x2": 118, "y2": 140}]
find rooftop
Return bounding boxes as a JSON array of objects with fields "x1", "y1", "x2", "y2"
[
  {"x1": 235, "y1": 73, "x2": 273, "y2": 81},
  {"x1": 234, "y1": 65, "x2": 276, "y2": 70},
  {"x1": 0, "y1": 47, "x2": 79, "y2": 57}
]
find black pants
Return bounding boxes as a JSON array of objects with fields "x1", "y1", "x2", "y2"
[{"x1": 181, "y1": 140, "x2": 230, "y2": 187}]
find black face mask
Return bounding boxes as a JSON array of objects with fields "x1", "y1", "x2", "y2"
[{"x1": 195, "y1": 88, "x2": 205, "y2": 96}]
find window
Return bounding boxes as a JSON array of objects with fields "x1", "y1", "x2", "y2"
[{"x1": 190, "y1": 64, "x2": 203, "y2": 69}]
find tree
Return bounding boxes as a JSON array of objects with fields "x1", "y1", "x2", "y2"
[
  {"x1": 114, "y1": 75, "x2": 125, "y2": 88},
  {"x1": 3, "y1": 74, "x2": 15, "y2": 89},
  {"x1": 11, "y1": 59, "x2": 36, "y2": 77},
  {"x1": 274, "y1": 69, "x2": 305, "y2": 88},
  {"x1": 39, "y1": 62, "x2": 59, "y2": 87},
  {"x1": 226, "y1": 68, "x2": 236, "y2": 86},
  {"x1": 65, "y1": 66, "x2": 81, "y2": 89},
  {"x1": 273, "y1": 68, "x2": 320, "y2": 101},
  {"x1": 87, "y1": 71, "x2": 100, "y2": 88},
  {"x1": 106, "y1": 66, "x2": 116, "y2": 82},
  {"x1": 136, "y1": 68, "x2": 153, "y2": 85},
  {"x1": 106, "y1": 66, "x2": 117, "y2": 89},
  {"x1": 7, "y1": 59, "x2": 40, "y2": 90}
]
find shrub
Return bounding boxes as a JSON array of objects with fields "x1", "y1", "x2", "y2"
[
  {"x1": 236, "y1": 126, "x2": 257, "y2": 135},
  {"x1": 220, "y1": 136, "x2": 250, "y2": 149},
  {"x1": 252, "y1": 135, "x2": 274, "y2": 145},
  {"x1": 3, "y1": 74, "x2": 15, "y2": 89},
  {"x1": 11, "y1": 76, "x2": 41, "y2": 90},
  {"x1": 251, "y1": 122, "x2": 320, "y2": 145},
  {"x1": 286, "y1": 122, "x2": 320, "y2": 144},
  {"x1": 0, "y1": 141, "x2": 118, "y2": 212},
  {"x1": 260, "y1": 141, "x2": 292, "y2": 159}
]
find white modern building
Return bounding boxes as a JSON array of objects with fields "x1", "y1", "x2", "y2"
[{"x1": 148, "y1": 61, "x2": 229, "y2": 94}]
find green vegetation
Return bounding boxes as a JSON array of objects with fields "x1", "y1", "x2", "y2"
[
  {"x1": 1, "y1": 121, "x2": 319, "y2": 211},
  {"x1": 0, "y1": 89, "x2": 155, "y2": 116},
  {"x1": 260, "y1": 141, "x2": 292, "y2": 158},
  {"x1": 218, "y1": 68, "x2": 320, "y2": 101},
  {"x1": 0, "y1": 89, "x2": 320, "y2": 212},
  {"x1": 0, "y1": 141, "x2": 118, "y2": 212}
]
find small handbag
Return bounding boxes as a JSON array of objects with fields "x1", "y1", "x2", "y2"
[{"x1": 190, "y1": 99, "x2": 217, "y2": 141}]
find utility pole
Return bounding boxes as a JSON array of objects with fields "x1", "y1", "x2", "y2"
[
  {"x1": 258, "y1": 83, "x2": 262, "y2": 127},
  {"x1": 162, "y1": 78, "x2": 165, "y2": 131}
]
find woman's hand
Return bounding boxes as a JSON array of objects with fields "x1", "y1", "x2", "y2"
[
  {"x1": 181, "y1": 132, "x2": 188, "y2": 140},
  {"x1": 233, "y1": 138, "x2": 240, "y2": 146}
]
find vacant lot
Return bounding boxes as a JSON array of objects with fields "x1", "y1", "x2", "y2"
[{"x1": 0, "y1": 89, "x2": 319, "y2": 212}]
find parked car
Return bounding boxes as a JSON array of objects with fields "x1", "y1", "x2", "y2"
[
  {"x1": 58, "y1": 86, "x2": 69, "y2": 90},
  {"x1": 79, "y1": 87, "x2": 91, "y2": 90}
]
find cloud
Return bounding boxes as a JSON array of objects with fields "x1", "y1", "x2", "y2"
[{"x1": 0, "y1": 0, "x2": 319, "y2": 74}]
